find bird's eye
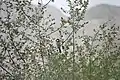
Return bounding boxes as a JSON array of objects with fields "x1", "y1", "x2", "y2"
[{"x1": 56, "y1": 39, "x2": 59, "y2": 42}]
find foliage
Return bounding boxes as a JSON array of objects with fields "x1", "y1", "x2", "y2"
[{"x1": 0, "y1": 0, "x2": 120, "y2": 80}]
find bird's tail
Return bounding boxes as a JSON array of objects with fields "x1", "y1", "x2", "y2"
[{"x1": 58, "y1": 47, "x2": 61, "y2": 53}]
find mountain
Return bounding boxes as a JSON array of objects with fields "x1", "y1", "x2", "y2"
[
  {"x1": 84, "y1": 4, "x2": 120, "y2": 34},
  {"x1": 84, "y1": 4, "x2": 120, "y2": 45},
  {"x1": 85, "y1": 4, "x2": 120, "y2": 21}
]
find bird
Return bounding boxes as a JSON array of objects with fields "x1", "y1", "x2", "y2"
[{"x1": 56, "y1": 39, "x2": 61, "y2": 53}]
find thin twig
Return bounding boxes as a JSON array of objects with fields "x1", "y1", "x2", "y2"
[
  {"x1": 0, "y1": 64, "x2": 13, "y2": 77},
  {"x1": 42, "y1": 0, "x2": 52, "y2": 8},
  {"x1": 46, "y1": 26, "x2": 63, "y2": 36}
]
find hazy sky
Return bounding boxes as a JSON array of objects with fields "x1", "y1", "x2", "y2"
[{"x1": 32, "y1": 0, "x2": 120, "y2": 9}]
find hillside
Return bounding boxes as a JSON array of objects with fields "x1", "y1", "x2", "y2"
[{"x1": 85, "y1": 4, "x2": 120, "y2": 20}]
